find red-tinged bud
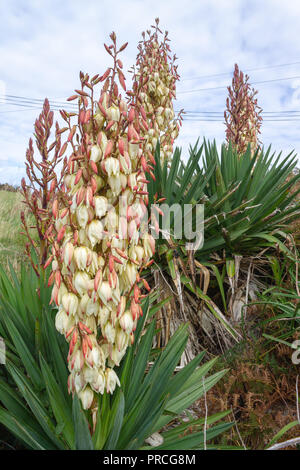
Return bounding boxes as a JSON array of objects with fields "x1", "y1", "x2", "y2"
[
  {"x1": 82, "y1": 336, "x2": 88, "y2": 357},
  {"x1": 128, "y1": 108, "x2": 135, "y2": 123},
  {"x1": 67, "y1": 126, "x2": 76, "y2": 143},
  {"x1": 61, "y1": 207, "x2": 69, "y2": 219},
  {"x1": 71, "y1": 328, "x2": 78, "y2": 347},
  {"x1": 50, "y1": 178, "x2": 56, "y2": 193},
  {"x1": 115, "y1": 248, "x2": 128, "y2": 260},
  {"x1": 52, "y1": 199, "x2": 58, "y2": 219},
  {"x1": 142, "y1": 278, "x2": 151, "y2": 292},
  {"x1": 136, "y1": 190, "x2": 148, "y2": 196},
  {"x1": 104, "y1": 140, "x2": 113, "y2": 158},
  {"x1": 109, "y1": 269, "x2": 118, "y2": 289},
  {"x1": 134, "y1": 284, "x2": 140, "y2": 303},
  {"x1": 90, "y1": 176, "x2": 97, "y2": 193},
  {"x1": 66, "y1": 326, "x2": 75, "y2": 339},
  {"x1": 100, "y1": 68, "x2": 111, "y2": 82},
  {"x1": 124, "y1": 151, "x2": 130, "y2": 168},
  {"x1": 130, "y1": 299, "x2": 139, "y2": 321},
  {"x1": 79, "y1": 110, "x2": 86, "y2": 124},
  {"x1": 87, "y1": 335, "x2": 93, "y2": 350},
  {"x1": 75, "y1": 168, "x2": 83, "y2": 185},
  {"x1": 86, "y1": 186, "x2": 94, "y2": 207},
  {"x1": 157, "y1": 197, "x2": 166, "y2": 203},
  {"x1": 140, "y1": 105, "x2": 147, "y2": 120},
  {"x1": 119, "y1": 41, "x2": 128, "y2": 52},
  {"x1": 76, "y1": 187, "x2": 85, "y2": 206},
  {"x1": 55, "y1": 270, "x2": 61, "y2": 288},
  {"x1": 58, "y1": 142, "x2": 68, "y2": 158},
  {"x1": 106, "y1": 120, "x2": 115, "y2": 131},
  {"x1": 76, "y1": 88, "x2": 89, "y2": 97},
  {"x1": 145, "y1": 259, "x2": 154, "y2": 267},
  {"x1": 97, "y1": 132, "x2": 102, "y2": 146},
  {"x1": 48, "y1": 270, "x2": 54, "y2": 287},
  {"x1": 94, "y1": 269, "x2": 102, "y2": 291},
  {"x1": 44, "y1": 255, "x2": 54, "y2": 269},
  {"x1": 128, "y1": 123, "x2": 134, "y2": 141},
  {"x1": 67, "y1": 94, "x2": 78, "y2": 101},
  {"x1": 84, "y1": 109, "x2": 91, "y2": 123},
  {"x1": 149, "y1": 170, "x2": 156, "y2": 181},
  {"x1": 74, "y1": 230, "x2": 78, "y2": 245},
  {"x1": 141, "y1": 119, "x2": 149, "y2": 131},
  {"x1": 141, "y1": 155, "x2": 148, "y2": 172},
  {"x1": 109, "y1": 254, "x2": 114, "y2": 273},
  {"x1": 68, "y1": 341, "x2": 74, "y2": 357},
  {"x1": 113, "y1": 256, "x2": 123, "y2": 265},
  {"x1": 50, "y1": 284, "x2": 59, "y2": 305},
  {"x1": 57, "y1": 225, "x2": 66, "y2": 242},
  {"x1": 79, "y1": 321, "x2": 93, "y2": 334},
  {"x1": 118, "y1": 138, "x2": 125, "y2": 156},
  {"x1": 147, "y1": 151, "x2": 156, "y2": 166},
  {"x1": 98, "y1": 102, "x2": 107, "y2": 117}
]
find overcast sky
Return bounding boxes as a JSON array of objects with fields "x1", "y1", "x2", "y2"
[{"x1": 1, "y1": 0, "x2": 300, "y2": 184}]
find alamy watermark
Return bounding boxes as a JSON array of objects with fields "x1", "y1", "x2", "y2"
[
  {"x1": 91, "y1": 197, "x2": 204, "y2": 251},
  {"x1": 0, "y1": 337, "x2": 6, "y2": 365}
]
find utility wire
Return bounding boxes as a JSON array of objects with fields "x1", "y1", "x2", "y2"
[
  {"x1": 181, "y1": 60, "x2": 300, "y2": 81},
  {"x1": 177, "y1": 75, "x2": 300, "y2": 94},
  {"x1": 2, "y1": 96, "x2": 300, "y2": 117},
  {"x1": 2, "y1": 95, "x2": 300, "y2": 122}
]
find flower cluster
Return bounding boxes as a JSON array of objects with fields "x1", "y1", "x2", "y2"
[
  {"x1": 46, "y1": 34, "x2": 155, "y2": 410},
  {"x1": 21, "y1": 98, "x2": 67, "y2": 275},
  {"x1": 131, "y1": 18, "x2": 183, "y2": 166},
  {"x1": 224, "y1": 63, "x2": 262, "y2": 156}
]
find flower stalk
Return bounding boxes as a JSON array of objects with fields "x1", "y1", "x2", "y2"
[
  {"x1": 224, "y1": 63, "x2": 262, "y2": 156},
  {"x1": 21, "y1": 98, "x2": 67, "y2": 276},
  {"x1": 47, "y1": 33, "x2": 156, "y2": 409},
  {"x1": 131, "y1": 18, "x2": 183, "y2": 166}
]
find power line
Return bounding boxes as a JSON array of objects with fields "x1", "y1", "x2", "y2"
[
  {"x1": 2, "y1": 95, "x2": 300, "y2": 116},
  {"x1": 184, "y1": 118, "x2": 300, "y2": 122},
  {"x1": 1, "y1": 94, "x2": 300, "y2": 122},
  {"x1": 0, "y1": 94, "x2": 76, "y2": 108},
  {"x1": 177, "y1": 75, "x2": 300, "y2": 94},
  {"x1": 181, "y1": 60, "x2": 300, "y2": 81}
]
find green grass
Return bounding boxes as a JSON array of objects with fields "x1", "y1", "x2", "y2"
[{"x1": 0, "y1": 190, "x2": 31, "y2": 269}]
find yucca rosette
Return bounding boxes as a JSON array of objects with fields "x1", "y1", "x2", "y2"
[
  {"x1": 46, "y1": 34, "x2": 155, "y2": 409},
  {"x1": 131, "y1": 18, "x2": 183, "y2": 166}
]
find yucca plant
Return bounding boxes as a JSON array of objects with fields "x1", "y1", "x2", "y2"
[
  {"x1": 0, "y1": 261, "x2": 233, "y2": 450},
  {"x1": 146, "y1": 139, "x2": 300, "y2": 353}
]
